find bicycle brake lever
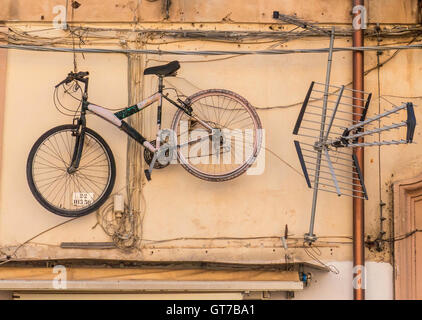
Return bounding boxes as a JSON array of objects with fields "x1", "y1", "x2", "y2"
[
  {"x1": 55, "y1": 75, "x2": 74, "y2": 88},
  {"x1": 55, "y1": 78, "x2": 69, "y2": 88}
]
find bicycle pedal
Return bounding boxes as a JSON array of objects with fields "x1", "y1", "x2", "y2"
[{"x1": 144, "y1": 169, "x2": 152, "y2": 181}]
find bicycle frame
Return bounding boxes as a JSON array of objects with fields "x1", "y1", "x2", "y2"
[{"x1": 69, "y1": 76, "x2": 213, "y2": 173}]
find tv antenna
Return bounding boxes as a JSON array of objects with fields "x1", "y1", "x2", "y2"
[
  {"x1": 273, "y1": 11, "x2": 331, "y2": 36},
  {"x1": 290, "y1": 27, "x2": 417, "y2": 243}
]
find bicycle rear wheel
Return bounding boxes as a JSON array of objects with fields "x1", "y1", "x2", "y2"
[
  {"x1": 171, "y1": 89, "x2": 262, "y2": 182},
  {"x1": 27, "y1": 124, "x2": 116, "y2": 217}
]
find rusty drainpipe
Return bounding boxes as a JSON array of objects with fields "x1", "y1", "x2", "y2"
[{"x1": 352, "y1": 0, "x2": 365, "y2": 300}]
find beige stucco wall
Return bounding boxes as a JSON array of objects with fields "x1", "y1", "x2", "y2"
[
  {"x1": 0, "y1": 49, "x2": 130, "y2": 258},
  {"x1": 0, "y1": 1, "x2": 421, "y2": 275},
  {"x1": 1, "y1": 0, "x2": 419, "y2": 24},
  {"x1": 364, "y1": 44, "x2": 422, "y2": 262}
]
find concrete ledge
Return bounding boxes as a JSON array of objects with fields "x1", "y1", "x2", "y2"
[{"x1": 0, "y1": 279, "x2": 303, "y2": 292}]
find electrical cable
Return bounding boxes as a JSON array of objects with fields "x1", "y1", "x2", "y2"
[
  {"x1": 3, "y1": 24, "x2": 422, "y2": 53},
  {"x1": 153, "y1": 34, "x2": 421, "y2": 111},
  {"x1": 70, "y1": 4, "x2": 78, "y2": 72},
  {"x1": 159, "y1": 73, "x2": 305, "y2": 177},
  {"x1": 14, "y1": 24, "x2": 422, "y2": 40},
  {"x1": 53, "y1": 81, "x2": 83, "y2": 116},
  {"x1": 374, "y1": 27, "x2": 386, "y2": 250},
  {"x1": 96, "y1": 201, "x2": 140, "y2": 249},
  {"x1": 2, "y1": 42, "x2": 422, "y2": 56},
  {"x1": 0, "y1": 151, "x2": 151, "y2": 260},
  {"x1": 376, "y1": 229, "x2": 422, "y2": 243},
  {"x1": 0, "y1": 217, "x2": 80, "y2": 266},
  {"x1": 2, "y1": 23, "x2": 420, "y2": 262},
  {"x1": 303, "y1": 242, "x2": 340, "y2": 274}
]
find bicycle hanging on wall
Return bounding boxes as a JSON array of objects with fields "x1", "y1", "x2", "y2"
[{"x1": 26, "y1": 61, "x2": 263, "y2": 217}]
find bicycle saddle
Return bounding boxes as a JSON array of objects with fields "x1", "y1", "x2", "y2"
[{"x1": 144, "y1": 61, "x2": 180, "y2": 77}]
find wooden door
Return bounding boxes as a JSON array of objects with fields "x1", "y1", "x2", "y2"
[
  {"x1": 394, "y1": 175, "x2": 422, "y2": 299},
  {"x1": 415, "y1": 198, "x2": 422, "y2": 299}
]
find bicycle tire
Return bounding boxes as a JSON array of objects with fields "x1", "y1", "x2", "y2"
[
  {"x1": 171, "y1": 89, "x2": 262, "y2": 182},
  {"x1": 26, "y1": 124, "x2": 116, "y2": 217}
]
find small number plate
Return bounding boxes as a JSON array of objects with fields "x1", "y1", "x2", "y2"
[{"x1": 72, "y1": 192, "x2": 94, "y2": 207}]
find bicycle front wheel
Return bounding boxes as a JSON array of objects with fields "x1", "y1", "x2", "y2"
[
  {"x1": 27, "y1": 125, "x2": 116, "y2": 217},
  {"x1": 171, "y1": 89, "x2": 262, "y2": 182}
]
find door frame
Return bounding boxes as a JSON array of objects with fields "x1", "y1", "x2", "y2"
[{"x1": 393, "y1": 173, "x2": 422, "y2": 299}]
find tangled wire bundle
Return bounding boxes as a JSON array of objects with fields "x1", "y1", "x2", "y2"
[{"x1": 96, "y1": 199, "x2": 141, "y2": 250}]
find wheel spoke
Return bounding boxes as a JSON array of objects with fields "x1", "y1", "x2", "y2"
[
  {"x1": 172, "y1": 91, "x2": 261, "y2": 180},
  {"x1": 29, "y1": 127, "x2": 114, "y2": 215}
]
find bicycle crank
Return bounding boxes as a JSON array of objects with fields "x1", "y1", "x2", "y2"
[{"x1": 143, "y1": 140, "x2": 173, "y2": 170}]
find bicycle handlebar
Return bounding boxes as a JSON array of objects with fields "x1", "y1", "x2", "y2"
[{"x1": 55, "y1": 71, "x2": 89, "y2": 88}]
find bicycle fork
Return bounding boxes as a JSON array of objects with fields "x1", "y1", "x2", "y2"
[
  {"x1": 68, "y1": 106, "x2": 156, "y2": 182},
  {"x1": 68, "y1": 117, "x2": 86, "y2": 174}
]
